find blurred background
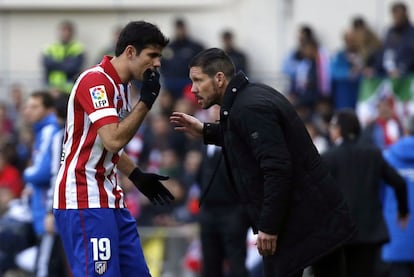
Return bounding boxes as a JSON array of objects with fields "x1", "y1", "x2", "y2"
[
  {"x1": 1, "y1": 0, "x2": 414, "y2": 277},
  {"x1": 0, "y1": 0, "x2": 410, "y2": 94}
]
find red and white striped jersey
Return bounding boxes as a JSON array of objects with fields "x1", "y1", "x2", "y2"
[{"x1": 53, "y1": 56, "x2": 132, "y2": 209}]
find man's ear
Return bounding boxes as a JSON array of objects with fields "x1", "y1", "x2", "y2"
[
  {"x1": 215, "y1": 72, "x2": 225, "y2": 88},
  {"x1": 125, "y1": 45, "x2": 136, "y2": 59}
]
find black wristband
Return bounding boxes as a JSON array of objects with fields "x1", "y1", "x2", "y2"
[{"x1": 128, "y1": 167, "x2": 143, "y2": 181}]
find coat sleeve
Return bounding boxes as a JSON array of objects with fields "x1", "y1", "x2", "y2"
[
  {"x1": 379, "y1": 150, "x2": 409, "y2": 216},
  {"x1": 203, "y1": 122, "x2": 224, "y2": 146},
  {"x1": 233, "y1": 105, "x2": 292, "y2": 234}
]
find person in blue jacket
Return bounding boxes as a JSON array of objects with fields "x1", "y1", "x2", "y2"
[
  {"x1": 331, "y1": 30, "x2": 363, "y2": 110},
  {"x1": 382, "y1": 114, "x2": 414, "y2": 277},
  {"x1": 23, "y1": 91, "x2": 60, "y2": 238}
]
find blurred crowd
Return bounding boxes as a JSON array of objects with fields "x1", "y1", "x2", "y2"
[{"x1": 0, "y1": 1, "x2": 414, "y2": 277}]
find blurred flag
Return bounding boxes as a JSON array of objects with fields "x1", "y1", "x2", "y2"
[{"x1": 356, "y1": 76, "x2": 414, "y2": 127}]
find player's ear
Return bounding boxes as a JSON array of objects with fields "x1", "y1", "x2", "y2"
[{"x1": 125, "y1": 45, "x2": 137, "y2": 59}]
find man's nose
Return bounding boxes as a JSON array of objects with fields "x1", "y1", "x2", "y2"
[
  {"x1": 154, "y1": 57, "x2": 161, "y2": 67},
  {"x1": 191, "y1": 83, "x2": 198, "y2": 94}
]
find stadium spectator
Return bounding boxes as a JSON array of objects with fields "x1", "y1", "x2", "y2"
[
  {"x1": 0, "y1": 146, "x2": 23, "y2": 215},
  {"x1": 42, "y1": 20, "x2": 85, "y2": 94},
  {"x1": 351, "y1": 16, "x2": 382, "y2": 75},
  {"x1": 282, "y1": 24, "x2": 331, "y2": 111},
  {"x1": 359, "y1": 94, "x2": 403, "y2": 150},
  {"x1": 221, "y1": 29, "x2": 249, "y2": 74},
  {"x1": 0, "y1": 144, "x2": 33, "y2": 276},
  {"x1": 36, "y1": 92, "x2": 71, "y2": 277},
  {"x1": 282, "y1": 24, "x2": 317, "y2": 79},
  {"x1": 0, "y1": 102, "x2": 14, "y2": 147},
  {"x1": 287, "y1": 39, "x2": 332, "y2": 112},
  {"x1": 22, "y1": 91, "x2": 60, "y2": 238},
  {"x1": 322, "y1": 109, "x2": 409, "y2": 277},
  {"x1": 374, "y1": 2, "x2": 414, "y2": 78},
  {"x1": 331, "y1": 30, "x2": 364, "y2": 109},
  {"x1": 160, "y1": 18, "x2": 204, "y2": 100},
  {"x1": 382, "y1": 114, "x2": 414, "y2": 277}
]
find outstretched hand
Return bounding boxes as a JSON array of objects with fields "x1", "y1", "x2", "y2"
[
  {"x1": 170, "y1": 112, "x2": 204, "y2": 138},
  {"x1": 128, "y1": 168, "x2": 174, "y2": 205}
]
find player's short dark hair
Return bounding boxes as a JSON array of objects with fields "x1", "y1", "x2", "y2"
[
  {"x1": 189, "y1": 48, "x2": 236, "y2": 79},
  {"x1": 331, "y1": 109, "x2": 361, "y2": 140},
  {"x1": 31, "y1": 90, "x2": 55, "y2": 109},
  {"x1": 115, "y1": 21, "x2": 169, "y2": 56}
]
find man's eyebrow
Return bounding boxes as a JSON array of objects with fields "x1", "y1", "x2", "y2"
[{"x1": 148, "y1": 52, "x2": 162, "y2": 58}]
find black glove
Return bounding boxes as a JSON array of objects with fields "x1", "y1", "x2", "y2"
[
  {"x1": 139, "y1": 68, "x2": 161, "y2": 109},
  {"x1": 128, "y1": 167, "x2": 174, "y2": 205}
]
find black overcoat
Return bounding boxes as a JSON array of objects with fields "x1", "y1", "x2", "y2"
[
  {"x1": 203, "y1": 72, "x2": 356, "y2": 276},
  {"x1": 322, "y1": 140, "x2": 408, "y2": 244}
]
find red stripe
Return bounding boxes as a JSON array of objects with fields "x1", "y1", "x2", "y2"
[
  {"x1": 93, "y1": 116, "x2": 118, "y2": 130},
  {"x1": 58, "y1": 102, "x2": 83, "y2": 209},
  {"x1": 76, "y1": 123, "x2": 99, "y2": 209},
  {"x1": 79, "y1": 210, "x2": 89, "y2": 277},
  {"x1": 95, "y1": 149, "x2": 109, "y2": 208}
]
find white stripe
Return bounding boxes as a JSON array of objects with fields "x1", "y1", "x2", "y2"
[{"x1": 89, "y1": 108, "x2": 118, "y2": 123}]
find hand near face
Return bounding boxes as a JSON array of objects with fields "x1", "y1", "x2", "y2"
[{"x1": 170, "y1": 112, "x2": 203, "y2": 138}]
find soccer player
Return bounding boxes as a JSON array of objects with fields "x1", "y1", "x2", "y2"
[{"x1": 53, "y1": 21, "x2": 174, "y2": 276}]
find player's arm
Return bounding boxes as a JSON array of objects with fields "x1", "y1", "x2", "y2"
[
  {"x1": 117, "y1": 151, "x2": 174, "y2": 205},
  {"x1": 98, "y1": 101, "x2": 150, "y2": 153},
  {"x1": 117, "y1": 151, "x2": 138, "y2": 176},
  {"x1": 94, "y1": 69, "x2": 159, "y2": 153}
]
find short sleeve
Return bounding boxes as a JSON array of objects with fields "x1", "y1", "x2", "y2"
[{"x1": 75, "y1": 71, "x2": 119, "y2": 129}]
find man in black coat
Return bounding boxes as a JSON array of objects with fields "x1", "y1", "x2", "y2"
[
  {"x1": 322, "y1": 109, "x2": 409, "y2": 277},
  {"x1": 170, "y1": 48, "x2": 356, "y2": 277}
]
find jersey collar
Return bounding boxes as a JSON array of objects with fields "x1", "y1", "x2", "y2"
[{"x1": 99, "y1": 56, "x2": 122, "y2": 84}]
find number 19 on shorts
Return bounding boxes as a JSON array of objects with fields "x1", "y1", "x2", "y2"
[{"x1": 90, "y1": 238, "x2": 111, "y2": 261}]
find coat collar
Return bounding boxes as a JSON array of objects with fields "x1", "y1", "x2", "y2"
[{"x1": 220, "y1": 71, "x2": 249, "y2": 121}]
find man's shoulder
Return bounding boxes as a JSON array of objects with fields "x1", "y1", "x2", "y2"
[{"x1": 76, "y1": 69, "x2": 115, "y2": 91}]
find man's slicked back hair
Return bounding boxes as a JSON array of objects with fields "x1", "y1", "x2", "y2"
[
  {"x1": 189, "y1": 48, "x2": 236, "y2": 79},
  {"x1": 115, "y1": 21, "x2": 169, "y2": 57}
]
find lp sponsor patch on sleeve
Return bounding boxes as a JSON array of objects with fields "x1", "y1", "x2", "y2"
[{"x1": 90, "y1": 85, "x2": 109, "y2": 109}]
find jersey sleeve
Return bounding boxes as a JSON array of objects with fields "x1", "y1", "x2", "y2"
[{"x1": 75, "y1": 71, "x2": 119, "y2": 129}]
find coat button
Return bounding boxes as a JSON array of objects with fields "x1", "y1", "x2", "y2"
[
  {"x1": 232, "y1": 88, "x2": 237, "y2": 92},
  {"x1": 223, "y1": 111, "x2": 229, "y2": 116}
]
